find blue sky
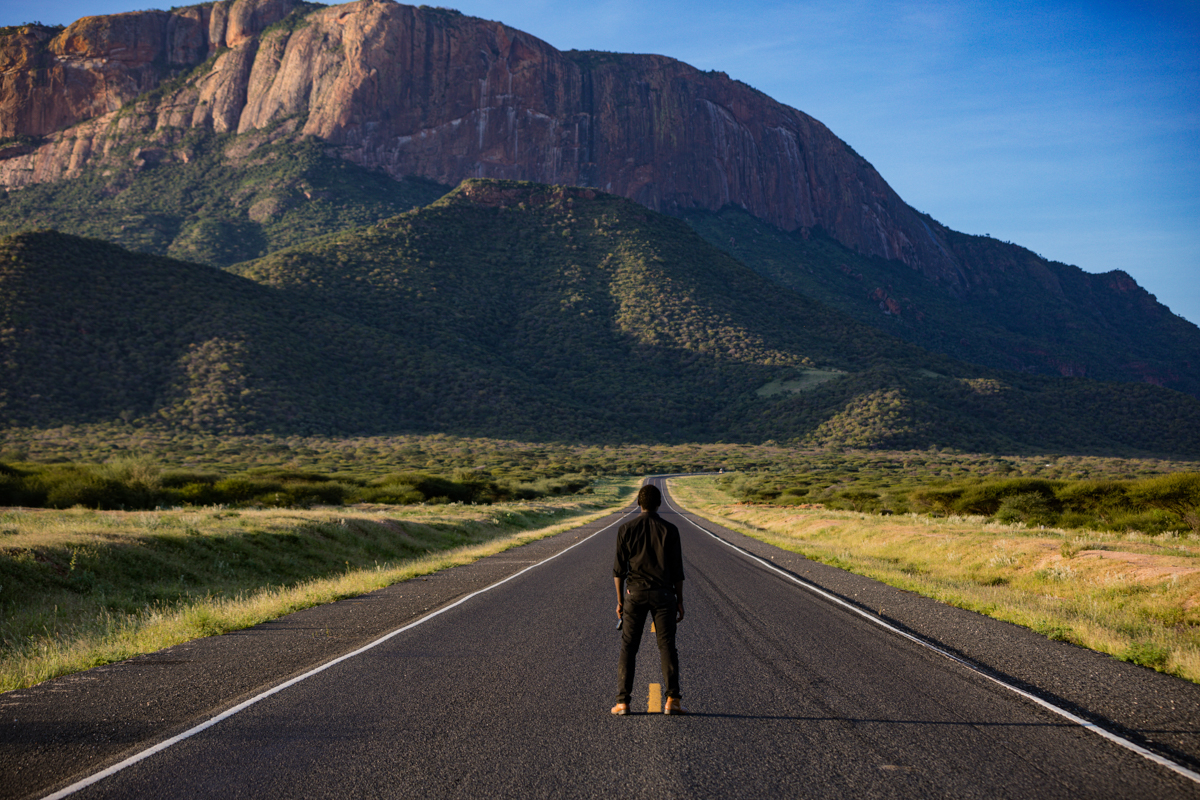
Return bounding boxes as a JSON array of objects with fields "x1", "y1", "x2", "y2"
[{"x1": 13, "y1": 0, "x2": 1200, "y2": 326}]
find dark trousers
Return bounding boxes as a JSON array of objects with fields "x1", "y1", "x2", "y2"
[{"x1": 617, "y1": 587, "x2": 680, "y2": 703}]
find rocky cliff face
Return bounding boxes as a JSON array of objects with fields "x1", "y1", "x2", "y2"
[
  {"x1": 0, "y1": 0, "x2": 968, "y2": 290},
  {"x1": 0, "y1": 1, "x2": 298, "y2": 141}
]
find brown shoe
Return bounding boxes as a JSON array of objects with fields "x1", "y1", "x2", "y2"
[
  {"x1": 611, "y1": 703, "x2": 629, "y2": 716},
  {"x1": 664, "y1": 697, "x2": 686, "y2": 715}
]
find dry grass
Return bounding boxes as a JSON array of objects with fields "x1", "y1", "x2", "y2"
[
  {"x1": 670, "y1": 476, "x2": 1200, "y2": 682},
  {"x1": 0, "y1": 480, "x2": 634, "y2": 692}
]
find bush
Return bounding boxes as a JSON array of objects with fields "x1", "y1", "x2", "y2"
[
  {"x1": 956, "y1": 479, "x2": 1060, "y2": 516},
  {"x1": 172, "y1": 482, "x2": 223, "y2": 505},
  {"x1": 832, "y1": 490, "x2": 880, "y2": 512},
  {"x1": 1055, "y1": 480, "x2": 1129, "y2": 525},
  {"x1": 1130, "y1": 473, "x2": 1200, "y2": 533},
  {"x1": 1056, "y1": 512, "x2": 1094, "y2": 530},
  {"x1": 37, "y1": 469, "x2": 133, "y2": 510},
  {"x1": 994, "y1": 492, "x2": 1059, "y2": 526},
  {"x1": 213, "y1": 476, "x2": 285, "y2": 503},
  {"x1": 0, "y1": 464, "x2": 43, "y2": 506},
  {"x1": 910, "y1": 486, "x2": 964, "y2": 516},
  {"x1": 160, "y1": 470, "x2": 221, "y2": 488},
  {"x1": 271, "y1": 481, "x2": 350, "y2": 507},
  {"x1": 369, "y1": 472, "x2": 494, "y2": 504},
  {"x1": 355, "y1": 486, "x2": 425, "y2": 505},
  {"x1": 1106, "y1": 509, "x2": 1184, "y2": 535}
]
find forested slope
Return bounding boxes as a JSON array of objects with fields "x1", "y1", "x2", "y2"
[
  {"x1": 3, "y1": 180, "x2": 1199, "y2": 454},
  {"x1": 686, "y1": 208, "x2": 1200, "y2": 398}
]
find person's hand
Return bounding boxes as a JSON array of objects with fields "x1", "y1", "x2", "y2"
[
  {"x1": 616, "y1": 601, "x2": 623, "y2": 620},
  {"x1": 676, "y1": 601, "x2": 685, "y2": 623}
]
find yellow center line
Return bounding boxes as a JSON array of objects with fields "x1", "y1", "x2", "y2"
[{"x1": 648, "y1": 683, "x2": 662, "y2": 714}]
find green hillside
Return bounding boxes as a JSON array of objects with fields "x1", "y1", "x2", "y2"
[
  {"x1": 4, "y1": 181, "x2": 1200, "y2": 454},
  {"x1": 684, "y1": 207, "x2": 1200, "y2": 398},
  {"x1": 0, "y1": 230, "x2": 425, "y2": 434},
  {"x1": 232, "y1": 179, "x2": 1200, "y2": 455},
  {"x1": 232, "y1": 180, "x2": 968, "y2": 441},
  {"x1": 0, "y1": 227, "x2": 610, "y2": 439},
  {"x1": 0, "y1": 131, "x2": 448, "y2": 266}
]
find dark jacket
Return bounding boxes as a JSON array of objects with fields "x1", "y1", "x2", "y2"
[{"x1": 613, "y1": 511, "x2": 685, "y2": 591}]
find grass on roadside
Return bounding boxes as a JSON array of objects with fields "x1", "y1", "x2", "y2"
[
  {"x1": 0, "y1": 478, "x2": 635, "y2": 692},
  {"x1": 669, "y1": 476, "x2": 1200, "y2": 683}
]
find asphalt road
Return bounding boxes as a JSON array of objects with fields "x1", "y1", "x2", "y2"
[{"x1": 9, "y1": 479, "x2": 1200, "y2": 799}]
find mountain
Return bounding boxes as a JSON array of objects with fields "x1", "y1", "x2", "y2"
[
  {"x1": 1, "y1": 0, "x2": 947, "y2": 276},
  {"x1": 0, "y1": 1, "x2": 1196, "y2": 398},
  {"x1": 4, "y1": 180, "x2": 1199, "y2": 456},
  {"x1": 684, "y1": 208, "x2": 1200, "y2": 397}
]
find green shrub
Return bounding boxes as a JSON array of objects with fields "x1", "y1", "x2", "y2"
[
  {"x1": 380, "y1": 473, "x2": 464, "y2": 502},
  {"x1": 1106, "y1": 509, "x2": 1184, "y2": 535},
  {"x1": 1130, "y1": 473, "x2": 1200, "y2": 533},
  {"x1": 956, "y1": 478, "x2": 1060, "y2": 516},
  {"x1": 38, "y1": 470, "x2": 131, "y2": 510},
  {"x1": 832, "y1": 490, "x2": 880, "y2": 512},
  {"x1": 172, "y1": 482, "x2": 223, "y2": 506},
  {"x1": 271, "y1": 481, "x2": 350, "y2": 507},
  {"x1": 160, "y1": 470, "x2": 221, "y2": 488},
  {"x1": 355, "y1": 486, "x2": 425, "y2": 505},
  {"x1": 1056, "y1": 512, "x2": 1094, "y2": 530},
  {"x1": 213, "y1": 476, "x2": 285, "y2": 503},
  {"x1": 1055, "y1": 480, "x2": 1129, "y2": 525},
  {"x1": 909, "y1": 486, "x2": 964, "y2": 515},
  {"x1": 0, "y1": 464, "x2": 43, "y2": 506},
  {"x1": 994, "y1": 492, "x2": 1059, "y2": 526}
]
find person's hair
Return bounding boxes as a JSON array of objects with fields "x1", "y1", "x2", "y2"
[{"x1": 637, "y1": 484, "x2": 661, "y2": 511}]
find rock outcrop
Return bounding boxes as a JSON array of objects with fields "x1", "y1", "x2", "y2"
[
  {"x1": 0, "y1": 1, "x2": 298, "y2": 141},
  {"x1": 0, "y1": 0, "x2": 968, "y2": 289}
]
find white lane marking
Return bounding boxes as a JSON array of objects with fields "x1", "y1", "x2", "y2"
[
  {"x1": 41, "y1": 512, "x2": 636, "y2": 800},
  {"x1": 662, "y1": 492, "x2": 1200, "y2": 787}
]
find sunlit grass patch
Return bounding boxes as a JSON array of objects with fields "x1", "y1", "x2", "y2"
[
  {"x1": 670, "y1": 476, "x2": 1200, "y2": 683},
  {"x1": 755, "y1": 369, "x2": 844, "y2": 397}
]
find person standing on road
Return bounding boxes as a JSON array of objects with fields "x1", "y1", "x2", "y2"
[{"x1": 611, "y1": 483, "x2": 686, "y2": 715}]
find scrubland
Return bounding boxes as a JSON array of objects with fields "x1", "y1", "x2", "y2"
[
  {"x1": 670, "y1": 476, "x2": 1200, "y2": 682},
  {"x1": 0, "y1": 479, "x2": 633, "y2": 692}
]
